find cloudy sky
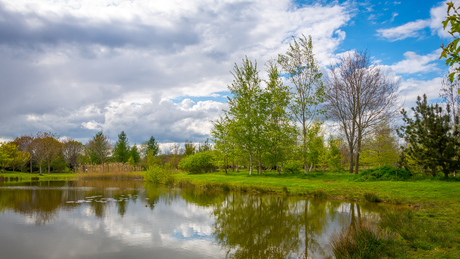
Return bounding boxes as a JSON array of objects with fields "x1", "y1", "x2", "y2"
[{"x1": 0, "y1": 0, "x2": 455, "y2": 149}]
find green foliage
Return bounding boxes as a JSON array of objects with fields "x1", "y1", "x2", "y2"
[
  {"x1": 283, "y1": 160, "x2": 303, "y2": 174},
  {"x1": 86, "y1": 131, "x2": 111, "y2": 165},
  {"x1": 358, "y1": 165, "x2": 411, "y2": 181},
  {"x1": 113, "y1": 131, "x2": 130, "y2": 163},
  {"x1": 143, "y1": 163, "x2": 175, "y2": 185},
  {"x1": 142, "y1": 136, "x2": 160, "y2": 157},
  {"x1": 184, "y1": 139, "x2": 195, "y2": 156},
  {"x1": 363, "y1": 192, "x2": 382, "y2": 203},
  {"x1": 128, "y1": 144, "x2": 140, "y2": 165},
  {"x1": 398, "y1": 94, "x2": 460, "y2": 178},
  {"x1": 278, "y1": 35, "x2": 325, "y2": 174},
  {"x1": 327, "y1": 135, "x2": 343, "y2": 173},
  {"x1": 178, "y1": 151, "x2": 216, "y2": 174},
  {"x1": 440, "y1": 2, "x2": 460, "y2": 82}
]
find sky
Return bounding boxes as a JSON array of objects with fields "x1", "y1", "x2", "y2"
[{"x1": 0, "y1": 0, "x2": 456, "y2": 150}]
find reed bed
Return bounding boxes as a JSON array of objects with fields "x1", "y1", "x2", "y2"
[{"x1": 76, "y1": 163, "x2": 143, "y2": 180}]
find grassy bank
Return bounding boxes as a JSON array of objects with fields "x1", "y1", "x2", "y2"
[
  {"x1": 173, "y1": 170, "x2": 460, "y2": 258},
  {"x1": 0, "y1": 171, "x2": 77, "y2": 182}
]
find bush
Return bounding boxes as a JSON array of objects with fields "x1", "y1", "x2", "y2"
[
  {"x1": 358, "y1": 165, "x2": 411, "y2": 181},
  {"x1": 178, "y1": 151, "x2": 216, "y2": 174},
  {"x1": 363, "y1": 192, "x2": 382, "y2": 203},
  {"x1": 284, "y1": 160, "x2": 303, "y2": 174},
  {"x1": 144, "y1": 163, "x2": 175, "y2": 185}
]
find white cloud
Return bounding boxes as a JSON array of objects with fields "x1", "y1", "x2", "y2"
[
  {"x1": 390, "y1": 49, "x2": 441, "y2": 74},
  {"x1": 376, "y1": 19, "x2": 430, "y2": 41}
]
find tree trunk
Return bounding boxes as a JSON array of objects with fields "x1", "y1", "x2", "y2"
[
  {"x1": 354, "y1": 152, "x2": 359, "y2": 175},
  {"x1": 248, "y1": 152, "x2": 253, "y2": 175},
  {"x1": 348, "y1": 148, "x2": 354, "y2": 174}
]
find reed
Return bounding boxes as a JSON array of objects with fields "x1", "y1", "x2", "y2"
[{"x1": 76, "y1": 163, "x2": 142, "y2": 180}]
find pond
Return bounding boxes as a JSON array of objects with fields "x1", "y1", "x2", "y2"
[{"x1": 0, "y1": 180, "x2": 389, "y2": 258}]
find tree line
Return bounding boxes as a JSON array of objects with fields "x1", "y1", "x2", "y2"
[{"x1": 0, "y1": 131, "x2": 161, "y2": 174}]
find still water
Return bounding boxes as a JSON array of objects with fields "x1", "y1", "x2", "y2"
[{"x1": 0, "y1": 180, "x2": 387, "y2": 259}]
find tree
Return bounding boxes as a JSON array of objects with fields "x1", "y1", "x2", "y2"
[
  {"x1": 325, "y1": 51, "x2": 399, "y2": 174},
  {"x1": 327, "y1": 135, "x2": 343, "y2": 173},
  {"x1": 113, "y1": 131, "x2": 130, "y2": 163},
  {"x1": 30, "y1": 132, "x2": 59, "y2": 175},
  {"x1": 128, "y1": 144, "x2": 140, "y2": 165},
  {"x1": 398, "y1": 95, "x2": 460, "y2": 178},
  {"x1": 440, "y1": 2, "x2": 460, "y2": 82},
  {"x1": 62, "y1": 139, "x2": 84, "y2": 171},
  {"x1": 13, "y1": 135, "x2": 34, "y2": 173},
  {"x1": 224, "y1": 57, "x2": 266, "y2": 175},
  {"x1": 86, "y1": 131, "x2": 111, "y2": 170},
  {"x1": 264, "y1": 60, "x2": 297, "y2": 174},
  {"x1": 184, "y1": 139, "x2": 196, "y2": 156},
  {"x1": 142, "y1": 136, "x2": 160, "y2": 157},
  {"x1": 439, "y1": 70, "x2": 460, "y2": 121},
  {"x1": 0, "y1": 142, "x2": 15, "y2": 172},
  {"x1": 278, "y1": 35, "x2": 325, "y2": 174},
  {"x1": 360, "y1": 123, "x2": 399, "y2": 168},
  {"x1": 44, "y1": 136, "x2": 61, "y2": 174}
]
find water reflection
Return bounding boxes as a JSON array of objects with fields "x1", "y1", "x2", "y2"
[{"x1": 0, "y1": 180, "x2": 391, "y2": 259}]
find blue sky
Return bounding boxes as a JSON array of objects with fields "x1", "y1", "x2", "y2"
[{"x1": 0, "y1": 0, "x2": 455, "y2": 148}]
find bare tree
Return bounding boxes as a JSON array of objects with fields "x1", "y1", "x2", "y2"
[
  {"x1": 325, "y1": 51, "x2": 399, "y2": 174},
  {"x1": 439, "y1": 69, "x2": 460, "y2": 120},
  {"x1": 62, "y1": 139, "x2": 84, "y2": 172}
]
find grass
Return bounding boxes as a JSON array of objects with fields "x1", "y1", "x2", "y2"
[{"x1": 172, "y1": 169, "x2": 460, "y2": 258}]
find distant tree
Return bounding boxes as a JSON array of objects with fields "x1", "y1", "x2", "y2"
[
  {"x1": 44, "y1": 136, "x2": 62, "y2": 174},
  {"x1": 398, "y1": 95, "x2": 460, "y2": 178},
  {"x1": 128, "y1": 144, "x2": 141, "y2": 165},
  {"x1": 278, "y1": 35, "x2": 326, "y2": 174},
  {"x1": 5, "y1": 142, "x2": 30, "y2": 172},
  {"x1": 30, "y1": 132, "x2": 59, "y2": 175},
  {"x1": 184, "y1": 139, "x2": 196, "y2": 156},
  {"x1": 360, "y1": 123, "x2": 399, "y2": 168},
  {"x1": 86, "y1": 131, "x2": 111, "y2": 170},
  {"x1": 327, "y1": 135, "x2": 343, "y2": 173},
  {"x1": 197, "y1": 138, "x2": 212, "y2": 153},
  {"x1": 113, "y1": 131, "x2": 130, "y2": 163},
  {"x1": 325, "y1": 51, "x2": 399, "y2": 174},
  {"x1": 14, "y1": 135, "x2": 34, "y2": 173},
  {"x1": 142, "y1": 136, "x2": 160, "y2": 157},
  {"x1": 62, "y1": 139, "x2": 84, "y2": 171},
  {"x1": 0, "y1": 142, "x2": 16, "y2": 172}
]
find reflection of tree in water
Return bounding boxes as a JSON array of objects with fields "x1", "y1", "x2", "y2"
[{"x1": 212, "y1": 193, "x2": 304, "y2": 258}]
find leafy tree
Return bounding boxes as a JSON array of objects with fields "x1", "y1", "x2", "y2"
[
  {"x1": 113, "y1": 131, "x2": 130, "y2": 163},
  {"x1": 224, "y1": 57, "x2": 266, "y2": 175},
  {"x1": 128, "y1": 144, "x2": 141, "y2": 165},
  {"x1": 360, "y1": 123, "x2": 399, "y2": 168},
  {"x1": 0, "y1": 142, "x2": 14, "y2": 172},
  {"x1": 398, "y1": 95, "x2": 460, "y2": 178},
  {"x1": 305, "y1": 122, "x2": 325, "y2": 172},
  {"x1": 212, "y1": 116, "x2": 237, "y2": 173},
  {"x1": 86, "y1": 131, "x2": 111, "y2": 170},
  {"x1": 197, "y1": 138, "x2": 212, "y2": 153},
  {"x1": 440, "y1": 2, "x2": 460, "y2": 82},
  {"x1": 184, "y1": 139, "x2": 196, "y2": 156},
  {"x1": 142, "y1": 136, "x2": 160, "y2": 157},
  {"x1": 325, "y1": 51, "x2": 399, "y2": 174},
  {"x1": 13, "y1": 135, "x2": 34, "y2": 173},
  {"x1": 327, "y1": 135, "x2": 343, "y2": 173},
  {"x1": 264, "y1": 60, "x2": 297, "y2": 174},
  {"x1": 278, "y1": 35, "x2": 325, "y2": 174}
]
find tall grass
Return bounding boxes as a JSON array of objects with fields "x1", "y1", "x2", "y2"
[
  {"x1": 76, "y1": 163, "x2": 142, "y2": 180},
  {"x1": 331, "y1": 220, "x2": 396, "y2": 258}
]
